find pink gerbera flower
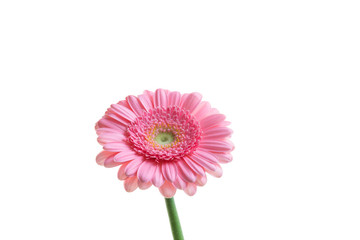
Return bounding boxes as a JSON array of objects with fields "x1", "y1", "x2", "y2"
[{"x1": 95, "y1": 89, "x2": 234, "y2": 198}]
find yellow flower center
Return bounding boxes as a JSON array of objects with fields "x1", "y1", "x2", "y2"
[{"x1": 154, "y1": 132, "x2": 175, "y2": 146}]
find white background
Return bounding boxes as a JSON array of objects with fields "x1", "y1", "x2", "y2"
[{"x1": 0, "y1": 1, "x2": 359, "y2": 239}]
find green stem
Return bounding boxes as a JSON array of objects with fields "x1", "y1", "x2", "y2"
[{"x1": 165, "y1": 197, "x2": 184, "y2": 240}]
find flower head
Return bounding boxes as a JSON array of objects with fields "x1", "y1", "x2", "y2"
[{"x1": 95, "y1": 89, "x2": 234, "y2": 197}]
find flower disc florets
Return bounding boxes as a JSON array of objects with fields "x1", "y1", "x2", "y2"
[{"x1": 127, "y1": 106, "x2": 202, "y2": 161}]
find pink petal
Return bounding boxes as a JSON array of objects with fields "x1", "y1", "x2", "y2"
[
  {"x1": 159, "y1": 181, "x2": 176, "y2": 198},
  {"x1": 183, "y1": 156, "x2": 205, "y2": 176},
  {"x1": 189, "y1": 152, "x2": 217, "y2": 171},
  {"x1": 106, "y1": 112, "x2": 129, "y2": 126},
  {"x1": 176, "y1": 160, "x2": 196, "y2": 183},
  {"x1": 117, "y1": 100, "x2": 131, "y2": 108},
  {"x1": 168, "y1": 91, "x2": 181, "y2": 106},
  {"x1": 103, "y1": 142, "x2": 131, "y2": 152},
  {"x1": 137, "y1": 160, "x2": 157, "y2": 183},
  {"x1": 208, "y1": 108, "x2": 220, "y2": 115},
  {"x1": 138, "y1": 91, "x2": 154, "y2": 111},
  {"x1": 179, "y1": 93, "x2": 188, "y2": 106},
  {"x1": 193, "y1": 101, "x2": 211, "y2": 121},
  {"x1": 219, "y1": 121, "x2": 231, "y2": 127},
  {"x1": 205, "y1": 163, "x2": 223, "y2": 178},
  {"x1": 117, "y1": 163, "x2": 129, "y2": 180},
  {"x1": 214, "y1": 153, "x2": 233, "y2": 163},
  {"x1": 124, "y1": 176, "x2": 138, "y2": 192},
  {"x1": 96, "y1": 117, "x2": 126, "y2": 131},
  {"x1": 162, "y1": 162, "x2": 177, "y2": 182},
  {"x1": 154, "y1": 89, "x2": 168, "y2": 108},
  {"x1": 110, "y1": 104, "x2": 137, "y2": 122},
  {"x1": 199, "y1": 140, "x2": 234, "y2": 153},
  {"x1": 184, "y1": 183, "x2": 197, "y2": 196},
  {"x1": 152, "y1": 164, "x2": 165, "y2": 187},
  {"x1": 96, "y1": 126, "x2": 125, "y2": 136},
  {"x1": 126, "y1": 95, "x2": 146, "y2": 116},
  {"x1": 193, "y1": 150, "x2": 219, "y2": 164},
  {"x1": 173, "y1": 176, "x2": 187, "y2": 189},
  {"x1": 138, "y1": 181, "x2": 152, "y2": 190},
  {"x1": 203, "y1": 127, "x2": 233, "y2": 140},
  {"x1": 124, "y1": 157, "x2": 144, "y2": 176},
  {"x1": 180, "y1": 92, "x2": 202, "y2": 113},
  {"x1": 97, "y1": 133, "x2": 126, "y2": 145},
  {"x1": 113, "y1": 150, "x2": 138, "y2": 163},
  {"x1": 200, "y1": 114, "x2": 226, "y2": 130},
  {"x1": 196, "y1": 175, "x2": 207, "y2": 186},
  {"x1": 104, "y1": 156, "x2": 122, "y2": 168},
  {"x1": 96, "y1": 151, "x2": 115, "y2": 165}
]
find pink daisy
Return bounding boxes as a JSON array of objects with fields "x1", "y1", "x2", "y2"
[{"x1": 95, "y1": 89, "x2": 234, "y2": 198}]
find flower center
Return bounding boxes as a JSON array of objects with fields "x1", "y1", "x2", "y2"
[
  {"x1": 154, "y1": 132, "x2": 175, "y2": 146},
  {"x1": 127, "y1": 106, "x2": 202, "y2": 161}
]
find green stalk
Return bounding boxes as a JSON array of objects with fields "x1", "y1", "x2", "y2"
[{"x1": 165, "y1": 197, "x2": 184, "y2": 240}]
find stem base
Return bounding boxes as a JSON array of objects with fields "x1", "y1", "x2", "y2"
[{"x1": 165, "y1": 197, "x2": 184, "y2": 240}]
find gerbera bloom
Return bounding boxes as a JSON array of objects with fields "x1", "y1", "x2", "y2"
[{"x1": 95, "y1": 89, "x2": 234, "y2": 198}]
